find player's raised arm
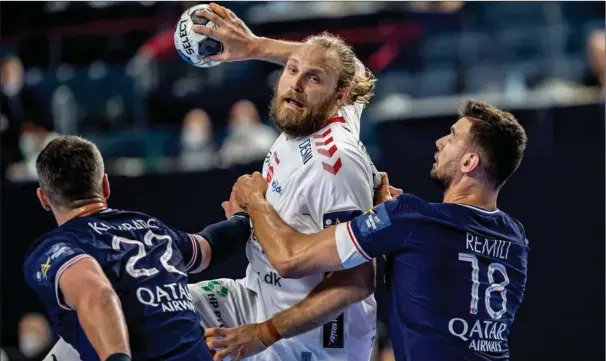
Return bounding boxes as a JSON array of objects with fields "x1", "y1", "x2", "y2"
[
  {"x1": 192, "y1": 3, "x2": 300, "y2": 65},
  {"x1": 193, "y1": 3, "x2": 374, "y2": 73}
]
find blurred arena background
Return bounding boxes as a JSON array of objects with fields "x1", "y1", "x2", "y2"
[{"x1": 0, "y1": 1, "x2": 604, "y2": 361}]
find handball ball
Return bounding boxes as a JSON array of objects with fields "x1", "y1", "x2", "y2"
[{"x1": 174, "y1": 4, "x2": 223, "y2": 68}]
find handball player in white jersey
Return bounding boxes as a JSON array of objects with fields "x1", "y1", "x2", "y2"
[
  {"x1": 42, "y1": 4, "x2": 379, "y2": 361},
  {"x1": 191, "y1": 4, "x2": 380, "y2": 361}
]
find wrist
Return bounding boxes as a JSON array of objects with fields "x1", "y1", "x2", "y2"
[
  {"x1": 246, "y1": 192, "x2": 267, "y2": 213},
  {"x1": 105, "y1": 353, "x2": 131, "y2": 361},
  {"x1": 249, "y1": 36, "x2": 267, "y2": 60},
  {"x1": 256, "y1": 319, "x2": 283, "y2": 347}
]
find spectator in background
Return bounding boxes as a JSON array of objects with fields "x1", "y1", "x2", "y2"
[
  {"x1": 586, "y1": 29, "x2": 605, "y2": 88},
  {"x1": 219, "y1": 100, "x2": 277, "y2": 167},
  {"x1": 4, "y1": 313, "x2": 53, "y2": 361},
  {"x1": 1, "y1": 56, "x2": 54, "y2": 181},
  {"x1": 179, "y1": 108, "x2": 217, "y2": 171},
  {"x1": 5, "y1": 122, "x2": 58, "y2": 181},
  {"x1": 407, "y1": 1, "x2": 465, "y2": 13}
]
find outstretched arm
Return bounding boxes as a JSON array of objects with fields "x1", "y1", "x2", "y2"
[
  {"x1": 243, "y1": 187, "x2": 346, "y2": 277},
  {"x1": 231, "y1": 172, "x2": 401, "y2": 278}
]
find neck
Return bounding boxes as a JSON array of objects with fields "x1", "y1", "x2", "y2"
[
  {"x1": 443, "y1": 180, "x2": 498, "y2": 211},
  {"x1": 55, "y1": 200, "x2": 108, "y2": 226}
]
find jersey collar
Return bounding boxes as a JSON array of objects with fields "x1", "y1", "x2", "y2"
[{"x1": 321, "y1": 116, "x2": 346, "y2": 128}]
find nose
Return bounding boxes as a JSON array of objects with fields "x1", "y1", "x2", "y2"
[
  {"x1": 435, "y1": 136, "x2": 446, "y2": 151},
  {"x1": 289, "y1": 74, "x2": 304, "y2": 93}
]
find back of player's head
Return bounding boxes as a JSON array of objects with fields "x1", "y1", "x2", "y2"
[
  {"x1": 459, "y1": 100, "x2": 527, "y2": 189},
  {"x1": 304, "y1": 32, "x2": 376, "y2": 106},
  {"x1": 36, "y1": 136, "x2": 105, "y2": 208}
]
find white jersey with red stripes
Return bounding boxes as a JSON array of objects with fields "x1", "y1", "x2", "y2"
[{"x1": 243, "y1": 103, "x2": 380, "y2": 361}]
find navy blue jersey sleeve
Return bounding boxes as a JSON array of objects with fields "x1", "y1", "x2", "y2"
[
  {"x1": 24, "y1": 240, "x2": 91, "y2": 310},
  {"x1": 334, "y1": 194, "x2": 423, "y2": 268},
  {"x1": 170, "y1": 230, "x2": 205, "y2": 274}
]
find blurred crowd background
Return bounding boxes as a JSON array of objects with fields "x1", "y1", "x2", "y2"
[{"x1": 1, "y1": 2, "x2": 604, "y2": 361}]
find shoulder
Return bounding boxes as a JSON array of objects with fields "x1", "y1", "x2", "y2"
[
  {"x1": 500, "y1": 212, "x2": 528, "y2": 244},
  {"x1": 25, "y1": 229, "x2": 76, "y2": 264},
  {"x1": 381, "y1": 194, "x2": 438, "y2": 219},
  {"x1": 23, "y1": 230, "x2": 83, "y2": 283},
  {"x1": 304, "y1": 123, "x2": 370, "y2": 178},
  {"x1": 338, "y1": 103, "x2": 364, "y2": 136}
]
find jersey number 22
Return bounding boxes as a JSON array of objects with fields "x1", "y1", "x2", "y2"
[{"x1": 113, "y1": 230, "x2": 186, "y2": 278}]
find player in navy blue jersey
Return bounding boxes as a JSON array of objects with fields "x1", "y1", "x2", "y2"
[
  {"x1": 23, "y1": 136, "x2": 251, "y2": 361},
  {"x1": 207, "y1": 100, "x2": 529, "y2": 361}
]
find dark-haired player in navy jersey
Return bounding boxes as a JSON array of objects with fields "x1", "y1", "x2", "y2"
[
  {"x1": 24, "y1": 136, "x2": 251, "y2": 361},
  {"x1": 208, "y1": 100, "x2": 530, "y2": 361}
]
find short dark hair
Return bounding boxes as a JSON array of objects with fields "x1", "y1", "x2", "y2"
[
  {"x1": 36, "y1": 136, "x2": 105, "y2": 208},
  {"x1": 459, "y1": 100, "x2": 527, "y2": 188}
]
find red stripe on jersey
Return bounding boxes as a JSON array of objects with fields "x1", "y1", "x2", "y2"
[
  {"x1": 322, "y1": 158, "x2": 342, "y2": 175},
  {"x1": 315, "y1": 137, "x2": 334, "y2": 147},
  {"x1": 317, "y1": 144, "x2": 338, "y2": 158},
  {"x1": 187, "y1": 234, "x2": 198, "y2": 270},
  {"x1": 347, "y1": 222, "x2": 371, "y2": 261},
  {"x1": 313, "y1": 128, "x2": 332, "y2": 139},
  {"x1": 322, "y1": 116, "x2": 346, "y2": 127}
]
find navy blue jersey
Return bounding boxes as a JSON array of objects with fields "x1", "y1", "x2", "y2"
[
  {"x1": 23, "y1": 208, "x2": 213, "y2": 361},
  {"x1": 341, "y1": 194, "x2": 529, "y2": 361}
]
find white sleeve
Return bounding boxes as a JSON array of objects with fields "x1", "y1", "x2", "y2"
[
  {"x1": 303, "y1": 142, "x2": 373, "y2": 229},
  {"x1": 43, "y1": 338, "x2": 82, "y2": 361},
  {"x1": 338, "y1": 103, "x2": 364, "y2": 139},
  {"x1": 334, "y1": 222, "x2": 372, "y2": 269}
]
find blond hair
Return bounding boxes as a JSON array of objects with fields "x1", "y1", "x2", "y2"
[{"x1": 305, "y1": 32, "x2": 376, "y2": 106}]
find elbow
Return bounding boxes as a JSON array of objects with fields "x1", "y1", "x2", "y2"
[
  {"x1": 359, "y1": 279, "x2": 376, "y2": 300},
  {"x1": 351, "y1": 266, "x2": 376, "y2": 302},
  {"x1": 77, "y1": 284, "x2": 119, "y2": 311},
  {"x1": 349, "y1": 279, "x2": 375, "y2": 304},
  {"x1": 273, "y1": 259, "x2": 303, "y2": 279},
  {"x1": 272, "y1": 253, "x2": 313, "y2": 279}
]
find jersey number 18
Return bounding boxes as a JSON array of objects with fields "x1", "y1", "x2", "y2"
[{"x1": 459, "y1": 253, "x2": 509, "y2": 320}]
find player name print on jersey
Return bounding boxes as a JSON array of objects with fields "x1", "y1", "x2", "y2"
[
  {"x1": 299, "y1": 139, "x2": 313, "y2": 165},
  {"x1": 88, "y1": 218, "x2": 160, "y2": 234}
]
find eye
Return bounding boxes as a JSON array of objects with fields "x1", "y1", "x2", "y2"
[
  {"x1": 309, "y1": 76, "x2": 320, "y2": 83},
  {"x1": 287, "y1": 66, "x2": 297, "y2": 74}
]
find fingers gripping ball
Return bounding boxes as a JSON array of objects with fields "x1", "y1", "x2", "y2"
[{"x1": 174, "y1": 4, "x2": 223, "y2": 68}]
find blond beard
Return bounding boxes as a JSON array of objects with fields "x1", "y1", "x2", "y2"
[{"x1": 269, "y1": 91, "x2": 338, "y2": 138}]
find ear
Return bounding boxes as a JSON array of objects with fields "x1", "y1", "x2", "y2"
[
  {"x1": 102, "y1": 173, "x2": 111, "y2": 201},
  {"x1": 335, "y1": 88, "x2": 349, "y2": 105},
  {"x1": 460, "y1": 152, "x2": 480, "y2": 174},
  {"x1": 36, "y1": 188, "x2": 52, "y2": 211}
]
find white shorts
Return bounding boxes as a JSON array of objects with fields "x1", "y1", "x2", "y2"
[
  {"x1": 189, "y1": 278, "x2": 375, "y2": 361},
  {"x1": 43, "y1": 337, "x2": 82, "y2": 361}
]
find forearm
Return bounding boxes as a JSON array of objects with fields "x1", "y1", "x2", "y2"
[
  {"x1": 200, "y1": 212, "x2": 251, "y2": 267},
  {"x1": 271, "y1": 262, "x2": 375, "y2": 339},
  {"x1": 247, "y1": 194, "x2": 345, "y2": 277},
  {"x1": 247, "y1": 194, "x2": 300, "y2": 264},
  {"x1": 250, "y1": 37, "x2": 302, "y2": 65},
  {"x1": 76, "y1": 288, "x2": 130, "y2": 360}
]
